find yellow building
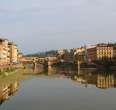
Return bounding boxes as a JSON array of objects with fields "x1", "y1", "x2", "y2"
[
  {"x1": 96, "y1": 44, "x2": 114, "y2": 60},
  {"x1": 86, "y1": 44, "x2": 115, "y2": 62},
  {"x1": 8, "y1": 42, "x2": 18, "y2": 63},
  {"x1": 0, "y1": 38, "x2": 9, "y2": 65}
]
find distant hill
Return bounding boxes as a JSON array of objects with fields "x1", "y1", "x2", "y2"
[{"x1": 25, "y1": 50, "x2": 57, "y2": 57}]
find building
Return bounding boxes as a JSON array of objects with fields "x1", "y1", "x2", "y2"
[
  {"x1": 96, "y1": 44, "x2": 114, "y2": 60},
  {"x1": 113, "y1": 45, "x2": 116, "y2": 60},
  {"x1": 0, "y1": 38, "x2": 9, "y2": 65},
  {"x1": 86, "y1": 45, "x2": 97, "y2": 63},
  {"x1": 0, "y1": 37, "x2": 21, "y2": 65},
  {"x1": 57, "y1": 49, "x2": 65, "y2": 56},
  {"x1": 86, "y1": 43, "x2": 115, "y2": 62},
  {"x1": 8, "y1": 42, "x2": 18, "y2": 63},
  {"x1": 57, "y1": 49, "x2": 65, "y2": 62}
]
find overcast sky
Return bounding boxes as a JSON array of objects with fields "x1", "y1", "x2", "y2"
[{"x1": 0, "y1": 0, "x2": 116, "y2": 54}]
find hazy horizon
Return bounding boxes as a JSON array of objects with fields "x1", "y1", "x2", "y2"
[{"x1": 0, "y1": 0, "x2": 116, "y2": 54}]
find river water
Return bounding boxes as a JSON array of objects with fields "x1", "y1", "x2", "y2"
[{"x1": 0, "y1": 67, "x2": 116, "y2": 110}]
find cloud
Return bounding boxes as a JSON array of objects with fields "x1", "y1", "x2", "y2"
[{"x1": 0, "y1": 0, "x2": 116, "y2": 53}]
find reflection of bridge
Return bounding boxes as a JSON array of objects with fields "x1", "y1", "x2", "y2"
[{"x1": 20, "y1": 57, "x2": 58, "y2": 68}]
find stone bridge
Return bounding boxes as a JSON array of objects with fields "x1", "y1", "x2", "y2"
[{"x1": 20, "y1": 56, "x2": 58, "y2": 68}]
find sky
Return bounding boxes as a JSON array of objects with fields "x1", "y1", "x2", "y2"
[{"x1": 0, "y1": 0, "x2": 116, "y2": 54}]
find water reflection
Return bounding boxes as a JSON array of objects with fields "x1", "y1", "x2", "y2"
[
  {"x1": 97, "y1": 74, "x2": 115, "y2": 89},
  {"x1": 24, "y1": 64, "x2": 116, "y2": 90},
  {"x1": 1, "y1": 67, "x2": 116, "y2": 106},
  {"x1": 1, "y1": 67, "x2": 116, "y2": 110},
  {"x1": 40, "y1": 67, "x2": 116, "y2": 89},
  {"x1": 0, "y1": 81, "x2": 19, "y2": 105},
  {"x1": 72, "y1": 71, "x2": 116, "y2": 89}
]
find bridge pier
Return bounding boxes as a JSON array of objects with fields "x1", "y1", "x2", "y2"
[
  {"x1": 48, "y1": 67, "x2": 54, "y2": 76},
  {"x1": 32, "y1": 62, "x2": 37, "y2": 72},
  {"x1": 48, "y1": 61, "x2": 52, "y2": 69},
  {"x1": 78, "y1": 60, "x2": 81, "y2": 74}
]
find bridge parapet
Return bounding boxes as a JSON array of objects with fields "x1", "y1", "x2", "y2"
[
  {"x1": 45, "y1": 57, "x2": 57, "y2": 62},
  {"x1": 20, "y1": 56, "x2": 58, "y2": 68}
]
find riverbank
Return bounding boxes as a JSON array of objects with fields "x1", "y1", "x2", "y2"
[
  {"x1": 0, "y1": 64, "x2": 24, "y2": 77},
  {"x1": 0, "y1": 69, "x2": 35, "y2": 86},
  {"x1": 0, "y1": 69, "x2": 17, "y2": 77}
]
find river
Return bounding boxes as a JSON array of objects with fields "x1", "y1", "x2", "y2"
[{"x1": 0, "y1": 66, "x2": 116, "y2": 110}]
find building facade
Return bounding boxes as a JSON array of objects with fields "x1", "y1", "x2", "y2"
[
  {"x1": 86, "y1": 45, "x2": 97, "y2": 63},
  {"x1": 86, "y1": 43, "x2": 115, "y2": 62},
  {"x1": 8, "y1": 42, "x2": 18, "y2": 63},
  {"x1": 96, "y1": 44, "x2": 114, "y2": 60},
  {"x1": 0, "y1": 38, "x2": 19, "y2": 65},
  {"x1": 113, "y1": 45, "x2": 116, "y2": 60},
  {"x1": 0, "y1": 38, "x2": 9, "y2": 65}
]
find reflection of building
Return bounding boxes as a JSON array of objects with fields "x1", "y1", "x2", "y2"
[
  {"x1": 72, "y1": 71, "x2": 116, "y2": 89},
  {"x1": 0, "y1": 82, "x2": 19, "y2": 105},
  {"x1": 8, "y1": 82, "x2": 18, "y2": 95},
  {"x1": 74, "y1": 76, "x2": 87, "y2": 84},
  {"x1": 97, "y1": 74, "x2": 114, "y2": 89},
  {"x1": 73, "y1": 72, "x2": 97, "y2": 87}
]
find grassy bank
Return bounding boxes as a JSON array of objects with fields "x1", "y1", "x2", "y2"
[{"x1": 0, "y1": 68, "x2": 17, "y2": 77}]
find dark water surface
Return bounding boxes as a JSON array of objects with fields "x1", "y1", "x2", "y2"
[{"x1": 0, "y1": 67, "x2": 116, "y2": 110}]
